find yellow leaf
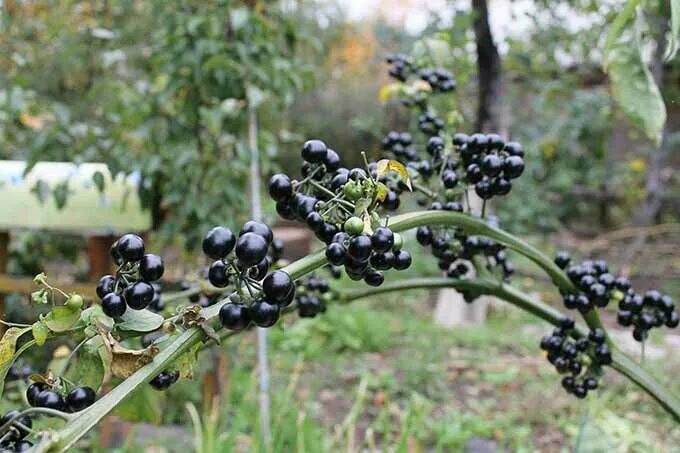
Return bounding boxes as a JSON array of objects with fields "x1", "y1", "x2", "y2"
[
  {"x1": 376, "y1": 159, "x2": 412, "y2": 191},
  {"x1": 378, "y1": 83, "x2": 402, "y2": 104},
  {"x1": 630, "y1": 158, "x2": 646, "y2": 173},
  {"x1": 19, "y1": 112, "x2": 52, "y2": 130},
  {"x1": 411, "y1": 80, "x2": 432, "y2": 92}
]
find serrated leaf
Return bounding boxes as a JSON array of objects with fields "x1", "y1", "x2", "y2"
[
  {"x1": 604, "y1": 18, "x2": 666, "y2": 145},
  {"x1": 32, "y1": 321, "x2": 49, "y2": 346},
  {"x1": 66, "y1": 337, "x2": 106, "y2": 391},
  {"x1": 114, "y1": 385, "x2": 163, "y2": 424},
  {"x1": 378, "y1": 82, "x2": 402, "y2": 103},
  {"x1": 376, "y1": 159, "x2": 412, "y2": 191},
  {"x1": 117, "y1": 309, "x2": 164, "y2": 333},
  {"x1": 44, "y1": 306, "x2": 82, "y2": 332}
]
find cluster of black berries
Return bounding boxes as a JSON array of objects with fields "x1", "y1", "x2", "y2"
[
  {"x1": 417, "y1": 112, "x2": 445, "y2": 136},
  {"x1": 294, "y1": 274, "x2": 331, "y2": 318},
  {"x1": 203, "y1": 221, "x2": 279, "y2": 289},
  {"x1": 24, "y1": 382, "x2": 96, "y2": 413},
  {"x1": 325, "y1": 222, "x2": 411, "y2": 286},
  {"x1": 385, "y1": 53, "x2": 414, "y2": 82},
  {"x1": 540, "y1": 319, "x2": 611, "y2": 399},
  {"x1": 454, "y1": 133, "x2": 525, "y2": 200},
  {"x1": 218, "y1": 269, "x2": 296, "y2": 331},
  {"x1": 618, "y1": 290, "x2": 678, "y2": 341},
  {"x1": 381, "y1": 131, "x2": 417, "y2": 162},
  {"x1": 97, "y1": 234, "x2": 165, "y2": 318},
  {"x1": 420, "y1": 67, "x2": 456, "y2": 92},
  {"x1": 416, "y1": 223, "x2": 514, "y2": 283},
  {"x1": 150, "y1": 370, "x2": 179, "y2": 391},
  {"x1": 0, "y1": 410, "x2": 32, "y2": 452},
  {"x1": 556, "y1": 251, "x2": 679, "y2": 340}
]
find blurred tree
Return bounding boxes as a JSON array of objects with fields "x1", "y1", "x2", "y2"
[{"x1": 0, "y1": 0, "x2": 317, "y2": 248}]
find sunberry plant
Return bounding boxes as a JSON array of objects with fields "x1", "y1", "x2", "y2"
[{"x1": 0, "y1": 50, "x2": 679, "y2": 452}]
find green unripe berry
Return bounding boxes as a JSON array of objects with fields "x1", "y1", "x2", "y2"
[
  {"x1": 65, "y1": 294, "x2": 84, "y2": 310},
  {"x1": 343, "y1": 181, "x2": 362, "y2": 201},
  {"x1": 344, "y1": 217, "x2": 364, "y2": 235}
]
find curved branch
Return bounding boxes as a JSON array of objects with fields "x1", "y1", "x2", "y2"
[
  {"x1": 39, "y1": 211, "x2": 642, "y2": 450},
  {"x1": 341, "y1": 277, "x2": 680, "y2": 422}
]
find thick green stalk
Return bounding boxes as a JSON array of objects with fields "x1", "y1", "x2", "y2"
[
  {"x1": 341, "y1": 277, "x2": 680, "y2": 422},
  {"x1": 36, "y1": 211, "x2": 657, "y2": 451}
]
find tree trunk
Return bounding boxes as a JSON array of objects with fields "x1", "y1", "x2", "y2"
[{"x1": 472, "y1": 0, "x2": 503, "y2": 133}]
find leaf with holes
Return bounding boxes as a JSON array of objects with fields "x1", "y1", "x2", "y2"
[{"x1": 100, "y1": 331, "x2": 158, "y2": 378}]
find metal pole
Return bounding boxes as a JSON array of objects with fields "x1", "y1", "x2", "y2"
[{"x1": 248, "y1": 103, "x2": 271, "y2": 448}]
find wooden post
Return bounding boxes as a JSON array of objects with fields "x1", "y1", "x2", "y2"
[
  {"x1": 87, "y1": 235, "x2": 116, "y2": 281},
  {"x1": 0, "y1": 232, "x2": 8, "y2": 337}
]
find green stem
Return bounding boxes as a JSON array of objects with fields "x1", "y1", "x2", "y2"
[
  {"x1": 340, "y1": 277, "x2": 680, "y2": 422},
  {"x1": 40, "y1": 211, "x2": 664, "y2": 450}
]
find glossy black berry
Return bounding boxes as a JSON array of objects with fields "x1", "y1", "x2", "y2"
[
  {"x1": 324, "y1": 149, "x2": 341, "y2": 171},
  {"x1": 66, "y1": 386, "x2": 96, "y2": 412},
  {"x1": 219, "y1": 303, "x2": 251, "y2": 331},
  {"x1": 306, "y1": 212, "x2": 324, "y2": 232},
  {"x1": 26, "y1": 382, "x2": 47, "y2": 406},
  {"x1": 504, "y1": 141, "x2": 524, "y2": 157},
  {"x1": 416, "y1": 226, "x2": 433, "y2": 246},
  {"x1": 441, "y1": 170, "x2": 458, "y2": 188},
  {"x1": 240, "y1": 221, "x2": 273, "y2": 244},
  {"x1": 301, "y1": 139, "x2": 328, "y2": 163},
  {"x1": 125, "y1": 281, "x2": 155, "y2": 310},
  {"x1": 14, "y1": 440, "x2": 33, "y2": 452},
  {"x1": 481, "y1": 154, "x2": 502, "y2": 177},
  {"x1": 268, "y1": 173, "x2": 293, "y2": 202},
  {"x1": 491, "y1": 177, "x2": 512, "y2": 195},
  {"x1": 35, "y1": 390, "x2": 66, "y2": 411},
  {"x1": 503, "y1": 155, "x2": 524, "y2": 179},
  {"x1": 102, "y1": 293, "x2": 126, "y2": 318},
  {"x1": 383, "y1": 191, "x2": 400, "y2": 210},
  {"x1": 326, "y1": 243, "x2": 346, "y2": 266},
  {"x1": 588, "y1": 328, "x2": 606, "y2": 344},
  {"x1": 250, "y1": 299, "x2": 280, "y2": 327},
  {"x1": 139, "y1": 254, "x2": 164, "y2": 282},
  {"x1": 235, "y1": 233, "x2": 269, "y2": 267},
  {"x1": 208, "y1": 260, "x2": 230, "y2": 288},
  {"x1": 116, "y1": 233, "x2": 145, "y2": 262},
  {"x1": 96, "y1": 275, "x2": 116, "y2": 299},
  {"x1": 474, "y1": 179, "x2": 493, "y2": 200},
  {"x1": 364, "y1": 269, "x2": 384, "y2": 287},
  {"x1": 262, "y1": 271, "x2": 295, "y2": 304},
  {"x1": 554, "y1": 251, "x2": 571, "y2": 269},
  {"x1": 370, "y1": 252, "x2": 394, "y2": 270},
  {"x1": 371, "y1": 227, "x2": 394, "y2": 253},
  {"x1": 150, "y1": 370, "x2": 179, "y2": 391},
  {"x1": 392, "y1": 250, "x2": 412, "y2": 270},
  {"x1": 202, "y1": 226, "x2": 236, "y2": 259},
  {"x1": 348, "y1": 235, "x2": 373, "y2": 262}
]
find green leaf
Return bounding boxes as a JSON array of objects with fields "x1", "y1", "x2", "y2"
[
  {"x1": 114, "y1": 385, "x2": 163, "y2": 424},
  {"x1": 44, "y1": 306, "x2": 82, "y2": 332},
  {"x1": 66, "y1": 337, "x2": 106, "y2": 391},
  {"x1": 32, "y1": 321, "x2": 49, "y2": 346},
  {"x1": 603, "y1": 0, "x2": 641, "y2": 54},
  {"x1": 117, "y1": 309, "x2": 164, "y2": 333},
  {"x1": 604, "y1": 17, "x2": 666, "y2": 145},
  {"x1": 667, "y1": 0, "x2": 680, "y2": 61}
]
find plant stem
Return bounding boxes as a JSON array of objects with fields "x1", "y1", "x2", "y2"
[
  {"x1": 40, "y1": 211, "x2": 676, "y2": 450},
  {"x1": 340, "y1": 277, "x2": 680, "y2": 422}
]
